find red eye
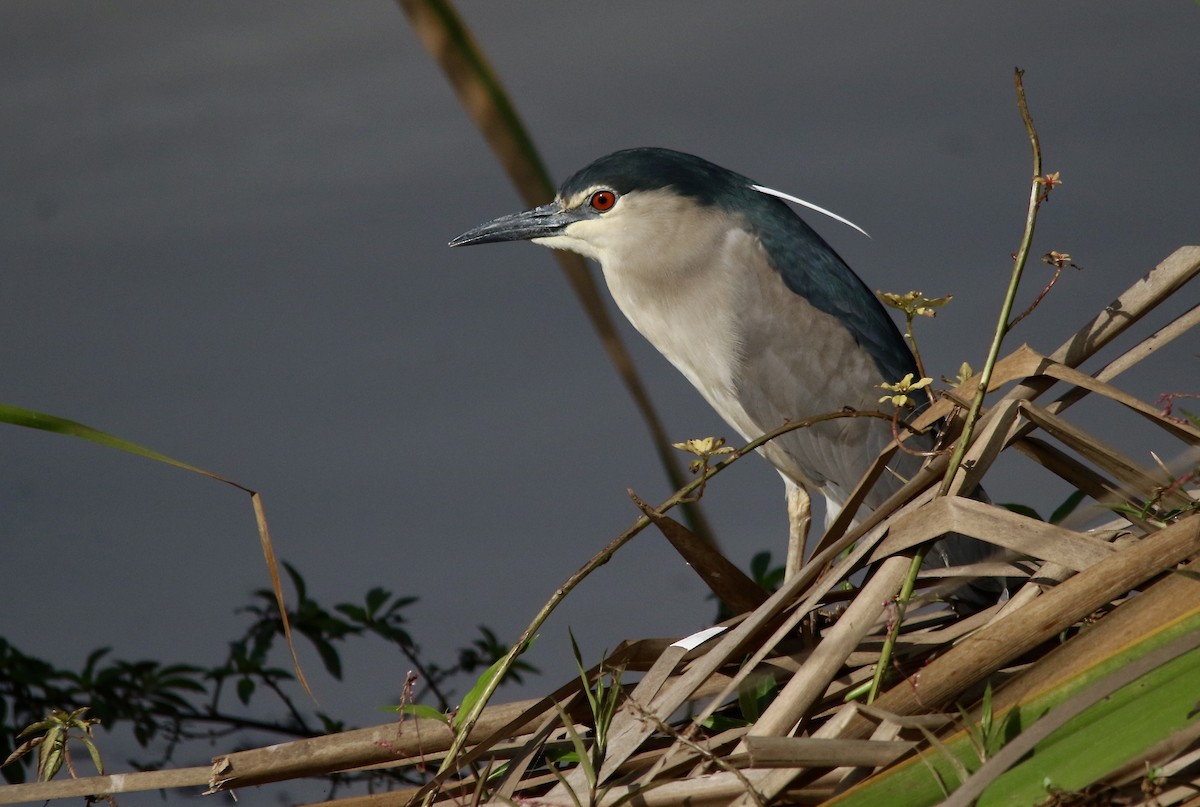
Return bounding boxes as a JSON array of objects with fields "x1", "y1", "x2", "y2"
[{"x1": 589, "y1": 190, "x2": 617, "y2": 211}]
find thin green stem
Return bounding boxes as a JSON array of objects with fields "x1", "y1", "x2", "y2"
[
  {"x1": 867, "y1": 68, "x2": 1046, "y2": 702},
  {"x1": 905, "y1": 314, "x2": 927, "y2": 381},
  {"x1": 939, "y1": 69, "x2": 1042, "y2": 496},
  {"x1": 867, "y1": 549, "x2": 925, "y2": 703}
]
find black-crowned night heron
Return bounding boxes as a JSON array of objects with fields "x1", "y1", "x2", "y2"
[{"x1": 450, "y1": 147, "x2": 994, "y2": 602}]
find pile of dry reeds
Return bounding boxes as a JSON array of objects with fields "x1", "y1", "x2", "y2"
[{"x1": 3, "y1": 244, "x2": 1196, "y2": 807}]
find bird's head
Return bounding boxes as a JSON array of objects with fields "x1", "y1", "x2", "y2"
[{"x1": 448, "y1": 147, "x2": 867, "y2": 264}]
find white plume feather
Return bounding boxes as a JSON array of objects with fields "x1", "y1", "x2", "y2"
[{"x1": 750, "y1": 183, "x2": 870, "y2": 238}]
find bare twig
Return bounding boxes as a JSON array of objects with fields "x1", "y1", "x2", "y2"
[{"x1": 1008, "y1": 250, "x2": 1078, "y2": 330}]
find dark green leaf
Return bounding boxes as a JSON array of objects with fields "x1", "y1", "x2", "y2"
[
  {"x1": 393, "y1": 704, "x2": 450, "y2": 724},
  {"x1": 1049, "y1": 489, "x2": 1088, "y2": 524},
  {"x1": 310, "y1": 638, "x2": 343, "y2": 680},
  {"x1": 1000, "y1": 502, "x2": 1042, "y2": 520},
  {"x1": 335, "y1": 604, "x2": 368, "y2": 623},
  {"x1": 365, "y1": 587, "x2": 391, "y2": 614}
]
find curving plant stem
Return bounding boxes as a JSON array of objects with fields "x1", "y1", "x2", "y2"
[
  {"x1": 396, "y1": 0, "x2": 717, "y2": 548},
  {"x1": 868, "y1": 68, "x2": 1047, "y2": 702}
]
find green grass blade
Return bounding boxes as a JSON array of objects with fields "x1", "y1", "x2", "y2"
[
  {"x1": 0, "y1": 402, "x2": 245, "y2": 489},
  {"x1": 0, "y1": 402, "x2": 315, "y2": 699}
]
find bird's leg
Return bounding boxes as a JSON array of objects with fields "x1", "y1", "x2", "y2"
[{"x1": 785, "y1": 482, "x2": 812, "y2": 580}]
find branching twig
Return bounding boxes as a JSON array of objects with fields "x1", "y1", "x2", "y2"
[
  {"x1": 1008, "y1": 250, "x2": 1078, "y2": 330},
  {"x1": 878, "y1": 291, "x2": 954, "y2": 404},
  {"x1": 889, "y1": 410, "x2": 944, "y2": 457},
  {"x1": 941, "y1": 67, "x2": 1048, "y2": 496},
  {"x1": 1158, "y1": 392, "x2": 1200, "y2": 425}
]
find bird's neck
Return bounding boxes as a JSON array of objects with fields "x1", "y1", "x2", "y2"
[{"x1": 596, "y1": 226, "x2": 765, "y2": 434}]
